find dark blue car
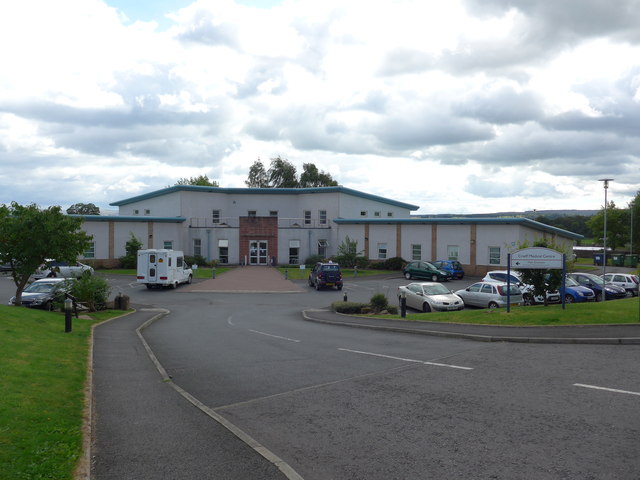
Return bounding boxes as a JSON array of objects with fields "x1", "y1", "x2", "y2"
[
  {"x1": 432, "y1": 260, "x2": 464, "y2": 279},
  {"x1": 567, "y1": 272, "x2": 626, "y2": 301}
]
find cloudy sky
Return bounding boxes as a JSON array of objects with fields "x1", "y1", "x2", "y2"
[{"x1": 1, "y1": 0, "x2": 639, "y2": 215}]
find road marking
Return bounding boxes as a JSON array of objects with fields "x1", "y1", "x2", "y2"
[
  {"x1": 338, "y1": 348, "x2": 473, "y2": 370},
  {"x1": 574, "y1": 383, "x2": 640, "y2": 397},
  {"x1": 227, "y1": 316, "x2": 235, "y2": 326},
  {"x1": 249, "y1": 329, "x2": 301, "y2": 343}
]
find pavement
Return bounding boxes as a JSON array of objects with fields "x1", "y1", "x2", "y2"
[{"x1": 183, "y1": 266, "x2": 305, "y2": 293}]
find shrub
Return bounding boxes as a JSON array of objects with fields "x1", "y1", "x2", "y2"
[
  {"x1": 70, "y1": 275, "x2": 111, "y2": 312},
  {"x1": 383, "y1": 257, "x2": 405, "y2": 271},
  {"x1": 370, "y1": 293, "x2": 388, "y2": 312},
  {"x1": 119, "y1": 233, "x2": 143, "y2": 269},
  {"x1": 304, "y1": 255, "x2": 325, "y2": 267},
  {"x1": 185, "y1": 255, "x2": 209, "y2": 267},
  {"x1": 331, "y1": 301, "x2": 368, "y2": 314},
  {"x1": 355, "y1": 256, "x2": 370, "y2": 270}
]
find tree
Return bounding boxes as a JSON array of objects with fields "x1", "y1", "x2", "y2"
[
  {"x1": 587, "y1": 201, "x2": 629, "y2": 250},
  {"x1": 629, "y1": 191, "x2": 640, "y2": 254},
  {"x1": 0, "y1": 202, "x2": 92, "y2": 306},
  {"x1": 245, "y1": 160, "x2": 270, "y2": 188},
  {"x1": 175, "y1": 175, "x2": 219, "y2": 187},
  {"x1": 299, "y1": 163, "x2": 338, "y2": 187},
  {"x1": 267, "y1": 156, "x2": 298, "y2": 188},
  {"x1": 120, "y1": 233, "x2": 143, "y2": 269},
  {"x1": 67, "y1": 203, "x2": 100, "y2": 215},
  {"x1": 335, "y1": 236, "x2": 363, "y2": 268}
]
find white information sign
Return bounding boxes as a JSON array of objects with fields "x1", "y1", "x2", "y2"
[{"x1": 511, "y1": 247, "x2": 563, "y2": 269}]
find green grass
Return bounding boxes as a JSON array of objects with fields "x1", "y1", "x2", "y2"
[
  {"x1": 377, "y1": 297, "x2": 640, "y2": 325},
  {"x1": 0, "y1": 306, "x2": 124, "y2": 479}
]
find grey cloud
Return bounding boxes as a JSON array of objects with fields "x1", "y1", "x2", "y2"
[
  {"x1": 453, "y1": 87, "x2": 544, "y2": 124},
  {"x1": 377, "y1": 48, "x2": 436, "y2": 76},
  {"x1": 465, "y1": 174, "x2": 561, "y2": 198},
  {"x1": 176, "y1": 8, "x2": 239, "y2": 47}
]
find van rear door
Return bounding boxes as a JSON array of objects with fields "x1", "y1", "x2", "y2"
[{"x1": 147, "y1": 252, "x2": 158, "y2": 282}]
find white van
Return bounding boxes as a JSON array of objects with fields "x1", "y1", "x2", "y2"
[{"x1": 137, "y1": 249, "x2": 193, "y2": 289}]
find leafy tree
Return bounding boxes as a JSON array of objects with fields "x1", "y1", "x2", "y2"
[
  {"x1": 534, "y1": 214, "x2": 591, "y2": 238},
  {"x1": 175, "y1": 174, "x2": 219, "y2": 186},
  {"x1": 120, "y1": 233, "x2": 143, "y2": 269},
  {"x1": 335, "y1": 236, "x2": 363, "y2": 268},
  {"x1": 67, "y1": 202, "x2": 100, "y2": 215},
  {"x1": 299, "y1": 163, "x2": 338, "y2": 187},
  {"x1": 587, "y1": 201, "x2": 629, "y2": 250},
  {"x1": 245, "y1": 159, "x2": 270, "y2": 188},
  {"x1": 267, "y1": 156, "x2": 298, "y2": 188},
  {"x1": 514, "y1": 238, "x2": 571, "y2": 306},
  {"x1": 0, "y1": 202, "x2": 92, "y2": 306},
  {"x1": 70, "y1": 274, "x2": 111, "y2": 312}
]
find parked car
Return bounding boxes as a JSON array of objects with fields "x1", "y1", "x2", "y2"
[
  {"x1": 402, "y1": 261, "x2": 451, "y2": 281},
  {"x1": 8, "y1": 278, "x2": 75, "y2": 310},
  {"x1": 397, "y1": 282, "x2": 464, "y2": 312},
  {"x1": 601, "y1": 273, "x2": 639, "y2": 297},
  {"x1": 34, "y1": 260, "x2": 94, "y2": 279},
  {"x1": 482, "y1": 270, "x2": 560, "y2": 305},
  {"x1": 455, "y1": 281, "x2": 522, "y2": 309},
  {"x1": 0, "y1": 263, "x2": 13, "y2": 273},
  {"x1": 309, "y1": 262, "x2": 343, "y2": 290},
  {"x1": 432, "y1": 260, "x2": 464, "y2": 279},
  {"x1": 566, "y1": 272, "x2": 627, "y2": 301},
  {"x1": 558, "y1": 276, "x2": 596, "y2": 303}
]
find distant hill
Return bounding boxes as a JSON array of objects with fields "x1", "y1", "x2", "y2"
[{"x1": 416, "y1": 209, "x2": 597, "y2": 219}]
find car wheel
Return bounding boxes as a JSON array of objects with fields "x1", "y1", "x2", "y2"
[
  {"x1": 43, "y1": 301, "x2": 53, "y2": 311},
  {"x1": 146, "y1": 284, "x2": 153, "y2": 289},
  {"x1": 522, "y1": 294, "x2": 535, "y2": 306},
  {"x1": 171, "y1": 282, "x2": 177, "y2": 289},
  {"x1": 187, "y1": 275, "x2": 193, "y2": 284},
  {"x1": 315, "y1": 282, "x2": 321, "y2": 291},
  {"x1": 431, "y1": 275, "x2": 438, "y2": 282},
  {"x1": 404, "y1": 272, "x2": 411, "y2": 280},
  {"x1": 488, "y1": 301, "x2": 499, "y2": 309},
  {"x1": 564, "y1": 294, "x2": 574, "y2": 304},
  {"x1": 308, "y1": 276, "x2": 314, "y2": 287},
  {"x1": 422, "y1": 302, "x2": 431, "y2": 313},
  {"x1": 595, "y1": 292, "x2": 603, "y2": 302}
]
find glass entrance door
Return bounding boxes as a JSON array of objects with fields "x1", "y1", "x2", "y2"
[{"x1": 249, "y1": 240, "x2": 268, "y2": 265}]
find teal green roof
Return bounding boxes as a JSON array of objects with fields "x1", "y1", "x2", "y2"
[
  {"x1": 333, "y1": 217, "x2": 583, "y2": 240},
  {"x1": 109, "y1": 186, "x2": 420, "y2": 211}
]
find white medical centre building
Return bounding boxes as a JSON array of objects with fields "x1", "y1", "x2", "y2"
[{"x1": 78, "y1": 185, "x2": 581, "y2": 276}]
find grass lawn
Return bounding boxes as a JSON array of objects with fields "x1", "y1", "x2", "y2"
[
  {"x1": 376, "y1": 296, "x2": 640, "y2": 326},
  {"x1": 0, "y1": 306, "x2": 126, "y2": 479}
]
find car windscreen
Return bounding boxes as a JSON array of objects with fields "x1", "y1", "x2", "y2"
[
  {"x1": 584, "y1": 275, "x2": 604, "y2": 285},
  {"x1": 565, "y1": 277, "x2": 580, "y2": 287},
  {"x1": 423, "y1": 262, "x2": 437, "y2": 270},
  {"x1": 497, "y1": 285, "x2": 521, "y2": 296},
  {"x1": 424, "y1": 284, "x2": 450, "y2": 295},
  {"x1": 24, "y1": 283, "x2": 56, "y2": 293},
  {"x1": 322, "y1": 265, "x2": 340, "y2": 271}
]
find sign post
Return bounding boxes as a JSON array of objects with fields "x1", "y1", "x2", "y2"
[{"x1": 508, "y1": 247, "x2": 566, "y2": 311}]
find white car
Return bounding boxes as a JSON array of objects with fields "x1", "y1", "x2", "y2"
[
  {"x1": 455, "y1": 281, "x2": 523, "y2": 309},
  {"x1": 482, "y1": 270, "x2": 560, "y2": 305},
  {"x1": 397, "y1": 282, "x2": 464, "y2": 313},
  {"x1": 601, "y1": 273, "x2": 639, "y2": 297},
  {"x1": 34, "y1": 260, "x2": 94, "y2": 279}
]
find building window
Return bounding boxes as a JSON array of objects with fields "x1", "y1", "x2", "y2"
[
  {"x1": 374, "y1": 211, "x2": 381, "y2": 217},
  {"x1": 133, "y1": 209, "x2": 139, "y2": 215},
  {"x1": 447, "y1": 245, "x2": 459, "y2": 260},
  {"x1": 269, "y1": 210, "x2": 278, "y2": 217},
  {"x1": 289, "y1": 240, "x2": 300, "y2": 264},
  {"x1": 411, "y1": 244, "x2": 421, "y2": 261},
  {"x1": 218, "y1": 239, "x2": 229, "y2": 264},
  {"x1": 318, "y1": 239, "x2": 328, "y2": 257},
  {"x1": 387, "y1": 212, "x2": 393, "y2": 217},
  {"x1": 84, "y1": 242, "x2": 95, "y2": 259},
  {"x1": 378, "y1": 243, "x2": 387, "y2": 260},
  {"x1": 489, "y1": 246, "x2": 501, "y2": 265},
  {"x1": 248, "y1": 210, "x2": 257, "y2": 217},
  {"x1": 212, "y1": 210, "x2": 220, "y2": 224},
  {"x1": 163, "y1": 241, "x2": 173, "y2": 250},
  {"x1": 144, "y1": 209, "x2": 151, "y2": 215},
  {"x1": 319, "y1": 210, "x2": 327, "y2": 225},
  {"x1": 304, "y1": 210, "x2": 311, "y2": 225},
  {"x1": 360, "y1": 210, "x2": 367, "y2": 217},
  {"x1": 193, "y1": 239, "x2": 202, "y2": 256}
]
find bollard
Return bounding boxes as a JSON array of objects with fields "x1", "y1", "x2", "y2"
[
  {"x1": 285, "y1": 269, "x2": 288, "y2": 280},
  {"x1": 212, "y1": 267, "x2": 216, "y2": 279},
  {"x1": 353, "y1": 266, "x2": 358, "y2": 278},
  {"x1": 343, "y1": 292, "x2": 347, "y2": 302},
  {"x1": 400, "y1": 293, "x2": 406, "y2": 318},
  {"x1": 64, "y1": 297, "x2": 73, "y2": 333}
]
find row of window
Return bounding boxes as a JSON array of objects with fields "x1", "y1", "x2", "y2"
[
  {"x1": 378, "y1": 243, "x2": 501, "y2": 265},
  {"x1": 361, "y1": 211, "x2": 394, "y2": 217},
  {"x1": 212, "y1": 209, "x2": 328, "y2": 225}
]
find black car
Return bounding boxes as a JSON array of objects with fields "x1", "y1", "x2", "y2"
[
  {"x1": 8, "y1": 278, "x2": 75, "y2": 310},
  {"x1": 567, "y1": 272, "x2": 627, "y2": 301},
  {"x1": 309, "y1": 262, "x2": 343, "y2": 290}
]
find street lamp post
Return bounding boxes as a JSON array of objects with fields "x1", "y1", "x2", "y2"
[{"x1": 599, "y1": 178, "x2": 614, "y2": 302}]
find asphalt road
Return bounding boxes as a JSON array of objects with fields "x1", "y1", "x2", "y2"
[
  {"x1": 112, "y1": 274, "x2": 640, "y2": 479},
  {"x1": 3, "y1": 272, "x2": 639, "y2": 479}
]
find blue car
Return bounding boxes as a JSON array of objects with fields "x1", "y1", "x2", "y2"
[
  {"x1": 560, "y1": 276, "x2": 596, "y2": 303},
  {"x1": 567, "y1": 272, "x2": 627, "y2": 301},
  {"x1": 432, "y1": 260, "x2": 464, "y2": 279}
]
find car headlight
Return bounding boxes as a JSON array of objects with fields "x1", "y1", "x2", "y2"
[
  {"x1": 31, "y1": 298, "x2": 44, "y2": 305},
  {"x1": 576, "y1": 291, "x2": 585, "y2": 296}
]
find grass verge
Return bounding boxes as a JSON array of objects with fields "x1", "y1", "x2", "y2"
[
  {"x1": 375, "y1": 297, "x2": 640, "y2": 326},
  {"x1": 0, "y1": 306, "x2": 126, "y2": 479}
]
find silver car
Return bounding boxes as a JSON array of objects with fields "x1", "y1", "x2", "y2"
[
  {"x1": 602, "y1": 273, "x2": 639, "y2": 297},
  {"x1": 34, "y1": 260, "x2": 94, "y2": 279},
  {"x1": 455, "y1": 281, "x2": 523, "y2": 309},
  {"x1": 397, "y1": 282, "x2": 464, "y2": 313}
]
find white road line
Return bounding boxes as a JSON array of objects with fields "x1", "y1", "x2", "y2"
[
  {"x1": 249, "y1": 329, "x2": 301, "y2": 343},
  {"x1": 338, "y1": 348, "x2": 473, "y2": 370},
  {"x1": 574, "y1": 383, "x2": 640, "y2": 397},
  {"x1": 227, "y1": 316, "x2": 235, "y2": 326}
]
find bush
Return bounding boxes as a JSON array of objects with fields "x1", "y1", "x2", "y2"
[
  {"x1": 185, "y1": 255, "x2": 210, "y2": 267},
  {"x1": 370, "y1": 293, "x2": 388, "y2": 312},
  {"x1": 383, "y1": 257, "x2": 405, "y2": 270},
  {"x1": 70, "y1": 275, "x2": 111, "y2": 312},
  {"x1": 331, "y1": 301, "x2": 368, "y2": 314},
  {"x1": 304, "y1": 255, "x2": 325, "y2": 267},
  {"x1": 355, "y1": 256, "x2": 370, "y2": 270}
]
